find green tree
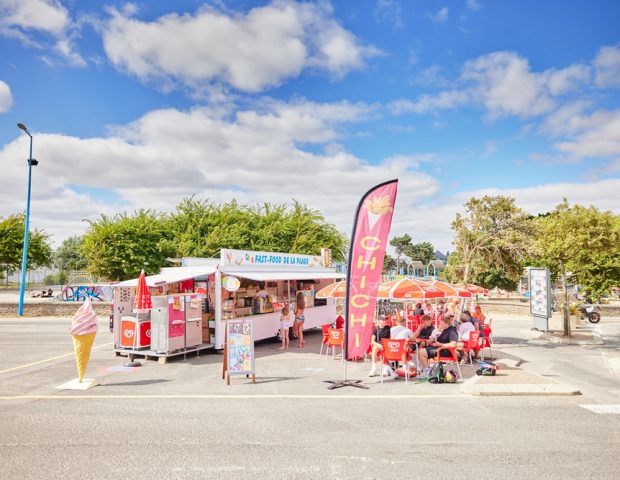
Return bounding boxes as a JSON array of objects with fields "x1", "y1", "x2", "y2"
[
  {"x1": 404, "y1": 241, "x2": 435, "y2": 266},
  {"x1": 54, "y1": 236, "x2": 88, "y2": 272},
  {"x1": 163, "y1": 197, "x2": 348, "y2": 262},
  {"x1": 382, "y1": 254, "x2": 396, "y2": 275},
  {"x1": 450, "y1": 196, "x2": 534, "y2": 286},
  {"x1": 534, "y1": 200, "x2": 620, "y2": 335},
  {"x1": 82, "y1": 210, "x2": 174, "y2": 281},
  {"x1": 389, "y1": 234, "x2": 412, "y2": 274},
  {"x1": 0, "y1": 214, "x2": 53, "y2": 278}
]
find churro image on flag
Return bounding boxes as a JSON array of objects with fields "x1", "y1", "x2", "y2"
[{"x1": 363, "y1": 195, "x2": 394, "y2": 230}]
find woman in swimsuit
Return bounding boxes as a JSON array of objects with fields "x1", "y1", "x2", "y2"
[{"x1": 294, "y1": 291, "x2": 306, "y2": 347}]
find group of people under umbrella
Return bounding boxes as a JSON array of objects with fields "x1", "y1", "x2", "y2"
[{"x1": 316, "y1": 278, "x2": 492, "y2": 380}]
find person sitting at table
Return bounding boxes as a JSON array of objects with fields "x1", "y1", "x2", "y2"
[
  {"x1": 437, "y1": 300, "x2": 447, "y2": 314},
  {"x1": 412, "y1": 303, "x2": 424, "y2": 316},
  {"x1": 390, "y1": 316, "x2": 413, "y2": 340},
  {"x1": 368, "y1": 315, "x2": 391, "y2": 377},
  {"x1": 457, "y1": 313, "x2": 475, "y2": 341},
  {"x1": 408, "y1": 314, "x2": 435, "y2": 359},
  {"x1": 472, "y1": 305, "x2": 486, "y2": 323},
  {"x1": 417, "y1": 316, "x2": 459, "y2": 374}
]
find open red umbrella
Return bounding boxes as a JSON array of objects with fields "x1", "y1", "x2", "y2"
[
  {"x1": 315, "y1": 280, "x2": 346, "y2": 299},
  {"x1": 456, "y1": 283, "x2": 489, "y2": 296},
  {"x1": 133, "y1": 269, "x2": 152, "y2": 313},
  {"x1": 377, "y1": 278, "x2": 445, "y2": 299},
  {"x1": 421, "y1": 279, "x2": 472, "y2": 298}
]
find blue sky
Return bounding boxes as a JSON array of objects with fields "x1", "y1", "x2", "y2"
[{"x1": 1, "y1": 0, "x2": 619, "y2": 253}]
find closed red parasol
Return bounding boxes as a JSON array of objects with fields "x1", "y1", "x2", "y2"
[{"x1": 133, "y1": 270, "x2": 152, "y2": 313}]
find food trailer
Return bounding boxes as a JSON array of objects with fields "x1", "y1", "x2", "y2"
[{"x1": 112, "y1": 248, "x2": 343, "y2": 361}]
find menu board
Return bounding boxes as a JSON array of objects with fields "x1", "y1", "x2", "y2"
[
  {"x1": 226, "y1": 318, "x2": 255, "y2": 378},
  {"x1": 529, "y1": 268, "x2": 551, "y2": 318}
]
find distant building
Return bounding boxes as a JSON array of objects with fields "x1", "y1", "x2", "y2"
[{"x1": 434, "y1": 250, "x2": 447, "y2": 263}]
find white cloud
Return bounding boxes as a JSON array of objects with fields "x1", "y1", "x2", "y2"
[
  {"x1": 554, "y1": 109, "x2": 620, "y2": 158},
  {"x1": 0, "y1": 80, "x2": 12, "y2": 112},
  {"x1": 593, "y1": 45, "x2": 620, "y2": 88},
  {"x1": 0, "y1": 0, "x2": 84, "y2": 66},
  {"x1": 427, "y1": 7, "x2": 449, "y2": 23},
  {"x1": 466, "y1": 0, "x2": 480, "y2": 11},
  {"x1": 391, "y1": 51, "x2": 592, "y2": 119},
  {"x1": 102, "y1": 1, "x2": 379, "y2": 93},
  {"x1": 0, "y1": 98, "x2": 435, "y2": 247},
  {"x1": 374, "y1": 0, "x2": 403, "y2": 29}
]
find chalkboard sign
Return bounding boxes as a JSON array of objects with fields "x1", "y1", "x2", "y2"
[{"x1": 223, "y1": 317, "x2": 255, "y2": 384}]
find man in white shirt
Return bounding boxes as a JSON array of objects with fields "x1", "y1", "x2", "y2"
[{"x1": 390, "y1": 316, "x2": 413, "y2": 340}]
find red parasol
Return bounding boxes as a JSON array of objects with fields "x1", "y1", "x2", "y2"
[
  {"x1": 133, "y1": 269, "x2": 152, "y2": 313},
  {"x1": 377, "y1": 278, "x2": 446, "y2": 299},
  {"x1": 420, "y1": 279, "x2": 472, "y2": 298},
  {"x1": 315, "y1": 280, "x2": 346, "y2": 299},
  {"x1": 456, "y1": 283, "x2": 489, "y2": 295}
]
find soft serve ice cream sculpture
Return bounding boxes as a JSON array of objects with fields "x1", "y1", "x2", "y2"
[{"x1": 69, "y1": 298, "x2": 98, "y2": 382}]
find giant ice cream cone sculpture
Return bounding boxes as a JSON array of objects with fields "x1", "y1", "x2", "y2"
[{"x1": 69, "y1": 298, "x2": 98, "y2": 382}]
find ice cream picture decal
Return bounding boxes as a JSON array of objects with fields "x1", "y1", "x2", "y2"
[{"x1": 363, "y1": 194, "x2": 394, "y2": 230}]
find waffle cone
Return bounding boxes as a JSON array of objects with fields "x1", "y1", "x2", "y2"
[{"x1": 72, "y1": 332, "x2": 96, "y2": 382}]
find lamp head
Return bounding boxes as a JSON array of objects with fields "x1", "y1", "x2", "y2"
[{"x1": 17, "y1": 123, "x2": 31, "y2": 137}]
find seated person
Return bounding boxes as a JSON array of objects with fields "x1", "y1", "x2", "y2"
[
  {"x1": 390, "y1": 316, "x2": 413, "y2": 340},
  {"x1": 412, "y1": 303, "x2": 424, "y2": 316},
  {"x1": 473, "y1": 305, "x2": 486, "y2": 323},
  {"x1": 368, "y1": 315, "x2": 391, "y2": 377},
  {"x1": 417, "y1": 316, "x2": 459, "y2": 372},
  {"x1": 410, "y1": 315, "x2": 435, "y2": 352},
  {"x1": 47, "y1": 288, "x2": 53, "y2": 297},
  {"x1": 457, "y1": 314, "x2": 475, "y2": 341}
]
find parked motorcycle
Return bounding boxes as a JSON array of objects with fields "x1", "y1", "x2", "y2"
[{"x1": 579, "y1": 304, "x2": 602, "y2": 323}]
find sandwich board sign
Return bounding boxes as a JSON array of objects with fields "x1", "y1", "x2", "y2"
[{"x1": 222, "y1": 317, "x2": 256, "y2": 385}]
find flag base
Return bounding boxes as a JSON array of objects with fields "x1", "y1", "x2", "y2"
[
  {"x1": 324, "y1": 379, "x2": 369, "y2": 390},
  {"x1": 56, "y1": 378, "x2": 99, "y2": 390}
]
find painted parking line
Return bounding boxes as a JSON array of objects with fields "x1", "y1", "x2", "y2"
[
  {"x1": 0, "y1": 394, "x2": 463, "y2": 401},
  {"x1": 0, "y1": 342, "x2": 113, "y2": 375},
  {"x1": 580, "y1": 404, "x2": 620, "y2": 415}
]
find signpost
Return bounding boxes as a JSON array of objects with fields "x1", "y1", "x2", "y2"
[
  {"x1": 222, "y1": 317, "x2": 256, "y2": 385},
  {"x1": 529, "y1": 267, "x2": 552, "y2": 331}
]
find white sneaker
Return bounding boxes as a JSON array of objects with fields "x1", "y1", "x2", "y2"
[
  {"x1": 382, "y1": 366, "x2": 395, "y2": 377},
  {"x1": 368, "y1": 365, "x2": 378, "y2": 377}
]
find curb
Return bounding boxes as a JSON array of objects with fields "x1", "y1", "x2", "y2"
[
  {"x1": 538, "y1": 332, "x2": 604, "y2": 346},
  {"x1": 460, "y1": 371, "x2": 581, "y2": 397}
]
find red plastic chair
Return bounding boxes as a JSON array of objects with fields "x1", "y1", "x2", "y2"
[
  {"x1": 327, "y1": 328, "x2": 345, "y2": 360},
  {"x1": 319, "y1": 324, "x2": 331, "y2": 355},
  {"x1": 430, "y1": 346, "x2": 462, "y2": 379},
  {"x1": 380, "y1": 339, "x2": 410, "y2": 383},
  {"x1": 461, "y1": 330, "x2": 480, "y2": 366},
  {"x1": 480, "y1": 324, "x2": 493, "y2": 360},
  {"x1": 335, "y1": 315, "x2": 344, "y2": 329}
]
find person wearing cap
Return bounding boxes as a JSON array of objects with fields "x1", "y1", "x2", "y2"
[{"x1": 368, "y1": 315, "x2": 391, "y2": 377}]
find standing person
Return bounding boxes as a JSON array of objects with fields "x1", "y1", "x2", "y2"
[
  {"x1": 279, "y1": 306, "x2": 291, "y2": 350},
  {"x1": 294, "y1": 291, "x2": 306, "y2": 348}
]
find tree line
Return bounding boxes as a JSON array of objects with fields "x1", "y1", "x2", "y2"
[
  {"x1": 1, "y1": 195, "x2": 617, "y2": 303},
  {"x1": 2, "y1": 197, "x2": 347, "y2": 282}
]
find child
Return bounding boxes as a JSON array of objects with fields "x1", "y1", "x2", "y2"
[{"x1": 279, "y1": 306, "x2": 291, "y2": 350}]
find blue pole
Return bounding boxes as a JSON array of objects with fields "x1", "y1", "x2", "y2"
[{"x1": 17, "y1": 130, "x2": 33, "y2": 316}]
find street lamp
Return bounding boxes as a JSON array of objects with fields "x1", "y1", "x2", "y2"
[{"x1": 17, "y1": 123, "x2": 38, "y2": 316}]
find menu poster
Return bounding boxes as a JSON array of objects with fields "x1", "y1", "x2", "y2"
[
  {"x1": 225, "y1": 318, "x2": 255, "y2": 382},
  {"x1": 530, "y1": 268, "x2": 551, "y2": 318}
]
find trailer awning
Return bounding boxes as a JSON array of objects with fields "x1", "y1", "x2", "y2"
[
  {"x1": 220, "y1": 268, "x2": 345, "y2": 282},
  {"x1": 114, "y1": 266, "x2": 217, "y2": 287}
]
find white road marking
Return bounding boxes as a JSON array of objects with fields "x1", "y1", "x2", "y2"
[
  {"x1": 0, "y1": 342, "x2": 113, "y2": 375},
  {"x1": 580, "y1": 404, "x2": 620, "y2": 415},
  {"x1": 0, "y1": 393, "x2": 462, "y2": 401}
]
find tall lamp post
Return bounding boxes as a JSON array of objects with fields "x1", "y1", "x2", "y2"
[{"x1": 17, "y1": 123, "x2": 38, "y2": 316}]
